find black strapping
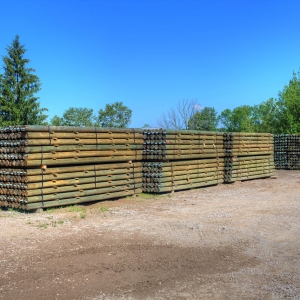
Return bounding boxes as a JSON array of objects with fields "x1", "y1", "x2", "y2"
[
  {"x1": 133, "y1": 129, "x2": 137, "y2": 160},
  {"x1": 132, "y1": 162, "x2": 136, "y2": 194},
  {"x1": 48, "y1": 126, "x2": 52, "y2": 144},
  {"x1": 40, "y1": 146, "x2": 43, "y2": 166},
  {"x1": 215, "y1": 132, "x2": 219, "y2": 183},
  {"x1": 41, "y1": 169, "x2": 44, "y2": 207},
  {"x1": 171, "y1": 161, "x2": 174, "y2": 192},
  {"x1": 94, "y1": 165, "x2": 97, "y2": 188},
  {"x1": 95, "y1": 127, "x2": 98, "y2": 149}
]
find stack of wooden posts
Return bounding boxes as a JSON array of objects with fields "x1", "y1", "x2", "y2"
[
  {"x1": 0, "y1": 126, "x2": 143, "y2": 209},
  {"x1": 223, "y1": 155, "x2": 274, "y2": 182},
  {"x1": 0, "y1": 125, "x2": 277, "y2": 209},
  {"x1": 223, "y1": 132, "x2": 274, "y2": 182},
  {"x1": 274, "y1": 134, "x2": 300, "y2": 169},
  {"x1": 142, "y1": 129, "x2": 225, "y2": 193},
  {"x1": 142, "y1": 158, "x2": 224, "y2": 193},
  {"x1": 0, "y1": 126, "x2": 143, "y2": 166},
  {"x1": 0, "y1": 162, "x2": 142, "y2": 210},
  {"x1": 274, "y1": 134, "x2": 288, "y2": 169},
  {"x1": 143, "y1": 129, "x2": 224, "y2": 160}
]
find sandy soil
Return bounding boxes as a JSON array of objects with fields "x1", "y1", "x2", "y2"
[{"x1": 0, "y1": 170, "x2": 299, "y2": 300}]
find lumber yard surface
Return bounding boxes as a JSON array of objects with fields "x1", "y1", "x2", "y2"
[{"x1": 0, "y1": 170, "x2": 299, "y2": 299}]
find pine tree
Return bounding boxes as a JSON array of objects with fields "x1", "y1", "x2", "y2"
[{"x1": 0, "y1": 35, "x2": 47, "y2": 126}]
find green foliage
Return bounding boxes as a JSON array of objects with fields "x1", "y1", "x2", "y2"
[
  {"x1": 276, "y1": 71, "x2": 300, "y2": 133},
  {"x1": 68, "y1": 205, "x2": 86, "y2": 213},
  {"x1": 219, "y1": 105, "x2": 255, "y2": 132},
  {"x1": 98, "y1": 101, "x2": 132, "y2": 128},
  {"x1": 50, "y1": 107, "x2": 98, "y2": 127},
  {"x1": 0, "y1": 35, "x2": 48, "y2": 126},
  {"x1": 251, "y1": 98, "x2": 282, "y2": 133},
  {"x1": 188, "y1": 107, "x2": 219, "y2": 131}
]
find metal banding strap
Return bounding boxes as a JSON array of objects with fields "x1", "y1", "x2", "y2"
[
  {"x1": 94, "y1": 165, "x2": 97, "y2": 188},
  {"x1": 215, "y1": 131, "x2": 219, "y2": 183},
  {"x1": 48, "y1": 126, "x2": 52, "y2": 144},
  {"x1": 95, "y1": 127, "x2": 98, "y2": 149},
  {"x1": 133, "y1": 129, "x2": 137, "y2": 160},
  {"x1": 171, "y1": 161, "x2": 174, "y2": 192},
  {"x1": 214, "y1": 132, "x2": 219, "y2": 183},
  {"x1": 40, "y1": 146, "x2": 43, "y2": 166},
  {"x1": 132, "y1": 162, "x2": 136, "y2": 194},
  {"x1": 41, "y1": 169, "x2": 44, "y2": 207},
  {"x1": 197, "y1": 158, "x2": 200, "y2": 184}
]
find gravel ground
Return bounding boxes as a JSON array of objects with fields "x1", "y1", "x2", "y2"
[{"x1": 0, "y1": 170, "x2": 299, "y2": 299}]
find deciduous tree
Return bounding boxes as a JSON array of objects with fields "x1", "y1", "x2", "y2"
[
  {"x1": 188, "y1": 107, "x2": 219, "y2": 131},
  {"x1": 157, "y1": 99, "x2": 201, "y2": 130},
  {"x1": 219, "y1": 105, "x2": 255, "y2": 132},
  {"x1": 50, "y1": 107, "x2": 97, "y2": 127},
  {"x1": 98, "y1": 102, "x2": 132, "y2": 128}
]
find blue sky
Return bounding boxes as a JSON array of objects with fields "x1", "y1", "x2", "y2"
[{"x1": 1, "y1": 0, "x2": 300, "y2": 127}]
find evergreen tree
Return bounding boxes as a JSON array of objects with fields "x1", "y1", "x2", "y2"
[{"x1": 0, "y1": 35, "x2": 47, "y2": 126}]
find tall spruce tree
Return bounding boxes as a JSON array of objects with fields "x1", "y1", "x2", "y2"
[{"x1": 0, "y1": 35, "x2": 47, "y2": 126}]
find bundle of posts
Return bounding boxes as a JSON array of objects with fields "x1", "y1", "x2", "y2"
[
  {"x1": 223, "y1": 155, "x2": 275, "y2": 182},
  {"x1": 0, "y1": 125, "x2": 277, "y2": 209},
  {"x1": 143, "y1": 129, "x2": 225, "y2": 160},
  {"x1": 223, "y1": 132, "x2": 274, "y2": 182},
  {"x1": 0, "y1": 126, "x2": 143, "y2": 166},
  {"x1": 142, "y1": 158, "x2": 224, "y2": 193},
  {"x1": 223, "y1": 132, "x2": 274, "y2": 157},
  {"x1": 274, "y1": 134, "x2": 300, "y2": 169},
  {"x1": 0, "y1": 162, "x2": 142, "y2": 210},
  {"x1": 0, "y1": 125, "x2": 144, "y2": 210}
]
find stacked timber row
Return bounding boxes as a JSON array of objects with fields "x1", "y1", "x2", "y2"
[
  {"x1": 223, "y1": 133, "x2": 274, "y2": 182},
  {"x1": 224, "y1": 155, "x2": 275, "y2": 182},
  {"x1": 274, "y1": 134, "x2": 300, "y2": 169},
  {"x1": 0, "y1": 126, "x2": 143, "y2": 166},
  {"x1": 142, "y1": 129, "x2": 225, "y2": 193},
  {"x1": 0, "y1": 126, "x2": 143, "y2": 210},
  {"x1": 143, "y1": 129, "x2": 224, "y2": 160},
  {"x1": 0, "y1": 162, "x2": 142, "y2": 210},
  {"x1": 142, "y1": 158, "x2": 224, "y2": 193}
]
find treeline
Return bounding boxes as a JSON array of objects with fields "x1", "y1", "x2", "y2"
[
  {"x1": 158, "y1": 71, "x2": 300, "y2": 134},
  {"x1": 1, "y1": 35, "x2": 300, "y2": 133}
]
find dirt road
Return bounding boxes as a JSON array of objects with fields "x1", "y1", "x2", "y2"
[{"x1": 0, "y1": 170, "x2": 299, "y2": 299}]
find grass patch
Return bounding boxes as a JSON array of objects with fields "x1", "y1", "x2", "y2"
[
  {"x1": 80, "y1": 211, "x2": 86, "y2": 219},
  {"x1": 68, "y1": 205, "x2": 86, "y2": 213},
  {"x1": 37, "y1": 222, "x2": 48, "y2": 229},
  {"x1": 92, "y1": 206, "x2": 109, "y2": 214},
  {"x1": 46, "y1": 207, "x2": 56, "y2": 213}
]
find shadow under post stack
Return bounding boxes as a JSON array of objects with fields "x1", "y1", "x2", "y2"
[
  {"x1": 142, "y1": 129, "x2": 225, "y2": 193},
  {"x1": 223, "y1": 132, "x2": 275, "y2": 182},
  {"x1": 0, "y1": 126, "x2": 143, "y2": 210},
  {"x1": 274, "y1": 134, "x2": 300, "y2": 170}
]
